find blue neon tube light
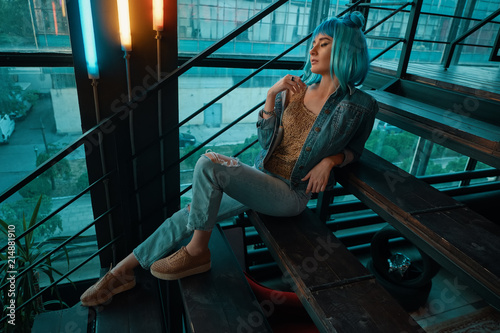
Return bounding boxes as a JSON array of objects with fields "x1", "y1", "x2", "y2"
[{"x1": 78, "y1": 0, "x2": 99, "y2": 79}]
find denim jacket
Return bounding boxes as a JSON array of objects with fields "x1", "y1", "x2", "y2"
[{"x1": 255, "y1": 85, "x2": 378, "y2": 191}]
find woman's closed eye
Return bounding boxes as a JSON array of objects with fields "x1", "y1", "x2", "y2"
[{"x1": 310, "y1": 42, "x2": 329, "y2": 50}]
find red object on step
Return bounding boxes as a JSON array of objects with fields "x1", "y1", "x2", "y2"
[{"x1": 244, "y1": 272, "x2": 320, "y2": 333}]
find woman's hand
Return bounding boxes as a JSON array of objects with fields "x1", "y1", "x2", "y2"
[
  {"x1": 268, "y1": 74, "x2": 307, "y2": 97},
  {"x1": 263, "y1": 75, "x2": 306, "y2": 118},
  {"x1": 301, "y1": 153, "x2": 345, "y2": 194}
]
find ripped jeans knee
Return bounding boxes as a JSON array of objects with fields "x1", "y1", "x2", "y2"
[{"x1": 203, "y1": 150, "x2": 240, "y2": 167}]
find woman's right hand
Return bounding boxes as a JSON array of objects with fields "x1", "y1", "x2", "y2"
[
  {"x1": 268, "y1": 74, "x2": 306, "y2": 98},
  {"x1": 263, "y1": 75, "x2": 306, "y2": 118}
]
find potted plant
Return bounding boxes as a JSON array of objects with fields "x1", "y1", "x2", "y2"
[{"x1": 0, "y1": 196, "x2": 72, "y2": 332}]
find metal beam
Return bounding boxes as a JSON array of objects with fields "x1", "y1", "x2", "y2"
[
  {"x1": 444, "y1": 7, "x2": 500, "y2": 69},
  {"x1": 396, "y1": 0, "x2": 423, "y2": 78}
]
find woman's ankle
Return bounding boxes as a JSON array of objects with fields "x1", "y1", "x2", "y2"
[
  {"x1": 111, "y1": 266, "x2": 135, "y2": 279},
  {"x1": 185, "y1": 244, "x2": 209, "y2": 257},
  {"x1": 110, "y1": 253, "x2": 139, "y2": 278}
]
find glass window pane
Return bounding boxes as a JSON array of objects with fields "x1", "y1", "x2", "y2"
[
  {"x1": 0, "y1": 67, "x2": 81, "y2": 191},
  {"x1": 0, "y1": 66, "x2": 98, "y2": 283},
  {"x1": 178, "y1": 0, "x2": 356, "y2": 60},
  {"x1": 427, "y1": 144, "x2": 467, "y2": 176},
  {"x1": 366, "y1": 8, "x2": 407, "y2": 66},
  {"x1": 365, "y1": 121, "x2": 419, "y2": 172},
  {"x1": 178, "y1": 67, "x2": 302, "y2": 201},
  {"x1": 0, "y1": 0, "x2": 71, "y2": 52}
]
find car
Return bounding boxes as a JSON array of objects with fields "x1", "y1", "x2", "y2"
[
  {"x1": 0, "y1": 114, "x2": 15, "y2": 144},
  {"x1": 7, "y1": 82, "x2": 35, "y2": 121},
  {"x1": 179, "y1": 132, "x2": 196, "y2": 147}
]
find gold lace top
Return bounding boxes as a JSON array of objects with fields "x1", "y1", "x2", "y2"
[{"x1": 265, "y1": 89, "x2": 317, "y2": 179}]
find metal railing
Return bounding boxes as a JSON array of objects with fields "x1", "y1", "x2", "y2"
[
  {"x1": 444, "y1": 7, "x2": 500, "y2": 69},
  {"x1": 1, "y1": 0, "x2": 497, "y2": 326},
  {"x1": 363, "y1": 3, "x2": 500, "y2": 71},
  {"x1": 0, "y1": 0, "x2": 329, "y2": 325}
]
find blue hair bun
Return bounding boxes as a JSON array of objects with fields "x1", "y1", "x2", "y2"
[{"x1": 342, "y1": 11, "x2": 365, "y2": 29}]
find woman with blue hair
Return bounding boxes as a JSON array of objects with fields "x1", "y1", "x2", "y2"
[{"x1": 80, "y1": 11, "x2": 378, "y2": 307}]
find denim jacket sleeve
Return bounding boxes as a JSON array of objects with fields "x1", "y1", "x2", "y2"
[
  {"x1": 339, "y1": 97, "x2": 379, "y2": 164},
  {"x1": 289, "y1": 88, "x2": 378, "y2": 191},
  {"x1": 256, "y1": 91, "x2": 285, "y2": 150},
  {"x1": 256, "y1": 112, "x2": 277, "y2": 150}
]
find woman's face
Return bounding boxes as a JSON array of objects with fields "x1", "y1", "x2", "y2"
[{"x1": 309, "y1": 33, "x2": 333, "y2": 76}]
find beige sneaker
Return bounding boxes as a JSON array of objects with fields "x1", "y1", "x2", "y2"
[
  {"x1": 150, "y1": 246, "x2": 211, "y2": 280},
  {"x1": 80, "y1": 268, "x2": 136, "y2": 307}
]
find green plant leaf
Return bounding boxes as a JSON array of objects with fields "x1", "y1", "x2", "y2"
[
  {"x1": 25, "y1": 195, "x2": 43, "y2": 247},
  {"x1": 38, "y1": 266, "x2": 55, "y2": 284},
  {"x1": 22, "y1": 212, "x2": 27, "y2": 234},
  {"x1": 0, "y1": 218, "x2": 9, "y2": 236}
]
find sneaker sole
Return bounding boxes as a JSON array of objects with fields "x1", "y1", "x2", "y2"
[
  {"x1": 81, "y1": 280, "x2": 136, "y2": 307},
  {"x1": 150, "y1": 262, "x2": 211, "y2": 280}
]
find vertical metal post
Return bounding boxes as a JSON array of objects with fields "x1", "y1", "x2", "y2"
[
  {"x1": 27, "y1": 0, "x2": 39, "y2": 49},
  {"x1": 124, "y1": 50, "x2": 143, "y2": 234},
  {"x1": 461, "y1": 158, "x2": 477, "y2": 187},
  {"x1": 396, "y1": 0, "x2": 422, "y2": 79},
  {"x1": 409, "y1": 137, "x2": 433, "y2": 177},
  {"x1": 92, "y1": 79, "x2": 117, "y2": 265},
  {"x1": 156, "y1": 30, "x2": 168, "y2": 219},
  {"x1": 308, "y1": 0, "x2": 330, "y2": 33},
  {"x1": 441, "y1": 0, "x2": 467, "y2": 66},
  {"x1": 356, "y1": 0, "x2": 372, "y2": 30},
  {"x1": 453, "y1": 0, "x2": 478, "y2": 66},
  {"x1": 490, "y1": 29, "x2": 500, "y2": 61}
]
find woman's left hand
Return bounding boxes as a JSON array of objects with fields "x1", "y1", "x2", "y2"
[{"x1": 301, "y1": 154, "x2": 344, "y2": 194}]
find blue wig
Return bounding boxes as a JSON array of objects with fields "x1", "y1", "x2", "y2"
[{"x1": 302, "y1": 11, "x2": 369, "y2": 92}]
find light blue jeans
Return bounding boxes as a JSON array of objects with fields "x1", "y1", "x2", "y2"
[{"x1": 133, "y1": 154, "x2": 310, "y2": 269}]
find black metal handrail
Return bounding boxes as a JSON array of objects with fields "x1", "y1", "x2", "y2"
[
  {"x1": 0, "y1": 1, "x2": 290, "y2": 205},
  {"x1": 0, "y1": 120, "x2": 118, "y2": 202},
  {"x1": 142, "y1": 0, "x2": 290, "y2": 102},
  {"x1": 102, "y1": 0, "x2": 412, "y2": 218},
  {"x1": 2, "y1": 2, "x2": 485, "y2": 328},
  {"x1": 444, "y1": 7, "x2": 500, "y2": 69},
  {"x1": 128, "y1": 1, "x2": 364, "y2": 197},
  {"x1": 1, "y1": 0, "x2": 476, "y2": 321},
  {"x1": 0, "y1": 0, "x2": 406, "y2": 261},
  {"x1": 365, "y1": 5, "x2": 500, "y2": 23},
  {"x1": 370, "y1": 38, "x2": 406, "y2": 62},
  {"x1": 135, "y1": 0, "x2": 364, "y2": 162},
  {"x1": 364, "y1": 2, "x2": 413, "y2": 34},
  {"x1": 133, "y1": 32, "x2": 312, "y2": 161},
  {"x1": 361, "y1": 3, "x2": 499, "y2": 69},
  {"x1": 0, "y1": 170, "x2": 114, "y2": 254},
  {"x1": 0, "y1": 204, "x2": 118, "y2": 292},
  {"x1": 0, "y1": 5, "x2": 316, "y2": 315},
  {"x1": 419, "y1": 168, "x2": 500, "y2": 185},
  {"x1": 0, "y1": 6, "x2": 325, "y2": 318}
]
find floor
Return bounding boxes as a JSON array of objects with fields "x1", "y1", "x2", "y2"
[{"x1": 408, "y1": 267, "x2": 498, "y2": 331}]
